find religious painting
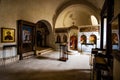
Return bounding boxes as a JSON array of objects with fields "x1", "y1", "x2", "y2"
[
  {"x1": 112, "y1": 33, "x2": 118, "y2": 44},
  {"x1": 22, "y1": 26, "x2": 32, "y2": 43},
  {"x1": 70, "y1": 35, "x2": 77, "y2": 50},
  {"x1": 1, "y1": 28, "x2": 15, "y2": 43},
  {"x1": 89, "y1": 34, "x2": 97, "y2": 44},
  {"x1": 17, "y1": 20, "x2": 35, "y2": 59},
  {"x1": 111, "y1": 14, "x2": 120, "y2": 51},
  {"x1": 80, "y1": 35, "x2": 87, "y2": 44}
]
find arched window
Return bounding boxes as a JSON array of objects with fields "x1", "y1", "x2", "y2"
[
  {"x1": 91, "y1": 15, "x2": 98, "y2": 26},
  {"x1": 89, "y1": 34, "x2": 97, "y2": 44},
  {"x1": 80, "y1": 35, "x2": 87, "y2": 44}
]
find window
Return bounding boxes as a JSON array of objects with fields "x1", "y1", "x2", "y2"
[{"x1": 91, "y1": 15, "x2": 98, "y2": 26}]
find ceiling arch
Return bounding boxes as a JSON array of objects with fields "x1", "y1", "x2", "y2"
[
  {"x1": 36, "y1": 20, "x2": 53, "y2": 34},
  {"x1": 53, "y1": 0, "x2": 101, "y2": 28}
]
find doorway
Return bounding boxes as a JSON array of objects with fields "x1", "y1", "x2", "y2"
[
  {"x1": 37, "y1": 31, "x2": 43, "y2": 47},
  {"x1": 36, "y1": 21, "x2": 50, "y2": 50}
]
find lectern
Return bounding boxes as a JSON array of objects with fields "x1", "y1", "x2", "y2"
[{"x1": 59, "y1": 43, "x2": 68, "y2": 61}]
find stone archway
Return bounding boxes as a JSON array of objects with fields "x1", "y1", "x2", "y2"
[{"x1": 36, "y1": 20, "x2": 52, "y2": 49}]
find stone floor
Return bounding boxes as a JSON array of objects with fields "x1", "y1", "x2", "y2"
[{"x1": 0, "y1": 51, "x2": 92, "y2": 80}]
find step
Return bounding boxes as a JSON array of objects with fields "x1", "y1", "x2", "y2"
[{"x1": 36, "y1": 48, "x2": 54, "y2": 56}]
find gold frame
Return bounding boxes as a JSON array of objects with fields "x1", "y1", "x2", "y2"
[{"x1": 1, "y1": 28, "x2": 15, "y2": 43}]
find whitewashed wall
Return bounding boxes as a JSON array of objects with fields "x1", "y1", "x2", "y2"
[
  {"x1": 55, "y1": 33, "x2": 68, "y2": 50},
  {"x1": 78, "y1": 32, "x2": 100, "y2": 53},
  {"x1": 0, "y1": 46, "x2": 18, "y2": 65}
]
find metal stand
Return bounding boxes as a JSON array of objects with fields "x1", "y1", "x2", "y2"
[{"x1": 59, "y1": 43, "x2": 68, "y2": 61}]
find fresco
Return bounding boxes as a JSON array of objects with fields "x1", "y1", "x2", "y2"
[
  {"x1": 70, "y1": 35, "x2": 77, "y2": 50},
  {"x1": 80, "y1": 35, "x2": 87, "y2": 44},
  {"x1": 89, "y1": 34, "x2": 97, "y2": 44},
  {"x1": 112, "y1": 33, "x2": 118, "y2": 44}
]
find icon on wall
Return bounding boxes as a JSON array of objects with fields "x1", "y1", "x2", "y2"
[
  {"x1": 1, "y1": 28, "x2": 15, "y2": 43},
  {"x1": 70, "y1": 35, "x2": 77, "y2": 50},
  {"x1": 80, "y1": 35, "x2": 87, "y2": 44},
  {"x1": 22, "y1": 26, "x2": 32, "y2": 43},
  {"x1": 112, "y1": 33, "x2": 118, "y2": 44},
  {"x1": 89, "y1": 34, "x2": 97, "y2": 44}
]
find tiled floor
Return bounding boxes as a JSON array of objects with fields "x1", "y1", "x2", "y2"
[{"x1": 0, "y1": 51, "x2": 91, "y2": 80}]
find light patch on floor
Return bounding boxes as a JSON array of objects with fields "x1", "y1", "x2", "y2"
[
  {"x1": 0, "y1": 51, "x2": 91, "y2": 71},
  {"x1": 0, "y1": 51, "x2": 91, "y2": 80}
]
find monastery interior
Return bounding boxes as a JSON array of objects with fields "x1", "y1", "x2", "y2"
[{"x1": 0, "y1": 0, "x2": 120, "y2": 80}]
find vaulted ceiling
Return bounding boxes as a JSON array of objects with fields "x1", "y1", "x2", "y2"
[
  {"x1": 54, "y1": 0, "x2": 105, "y2": 28},
  {"x1": 0, "y1": 0, "x2": 105, "y2": 29}
]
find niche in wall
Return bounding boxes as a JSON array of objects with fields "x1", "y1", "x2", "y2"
[
  {"x1": 63, "y1": 34, "x2": 67, "y2": 43},
  {"x1": 55, "y1": 28, "x2": 68, "y2": 44},
  {"x1": 80, "y1": 34, "x2": 87, "y2": 44},
  {"x1": 112, "y1": 33, "x2": 118, "y2": 44},
  {"x1": 79, "y1": 26, "x2": 98, "y2": 52},
  {"x1": 56, "y1": 34, "x2": 61, "y2": 43},
  {"x1": 89, "y1": 34, "x2": 97, "y2": 44},
  {"x1": 70, "y1": 34, "x2": 77, "y2": 50}
]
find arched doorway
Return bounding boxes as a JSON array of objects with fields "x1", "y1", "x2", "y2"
[
  {"x1": 36, "y1": 20, "x2": 50, "y2": 49},
  {"x1": 56, "y1": 34, "x2": 61, "y2": 43},
  {"x1": 112, "y1": 33, "x2": 118, "y2": 44},
  {"x1": 37, "y1": 31, "x2": 42, "y2": 47}
]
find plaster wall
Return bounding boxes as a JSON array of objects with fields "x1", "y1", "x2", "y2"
[
  {"x1": 0, "y1": 0, "x2": 102, "y2": 62},
  {"x1": 0, "y1": 0, "x2": 66, "y2": 60},
  {"x1": 78, "y1": 32, "x2": 100, "y2": 53},
  {"x1": 0, "y1": 0, "x2": 65, "y2": 46}
]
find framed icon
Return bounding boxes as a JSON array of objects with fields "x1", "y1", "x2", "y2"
[
  {"x1": 1, "y1": 28, "x2": 15, "y2": 43},
  {"x1": 17, "y1": 20, "x2": 35, "y2": 59}
]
